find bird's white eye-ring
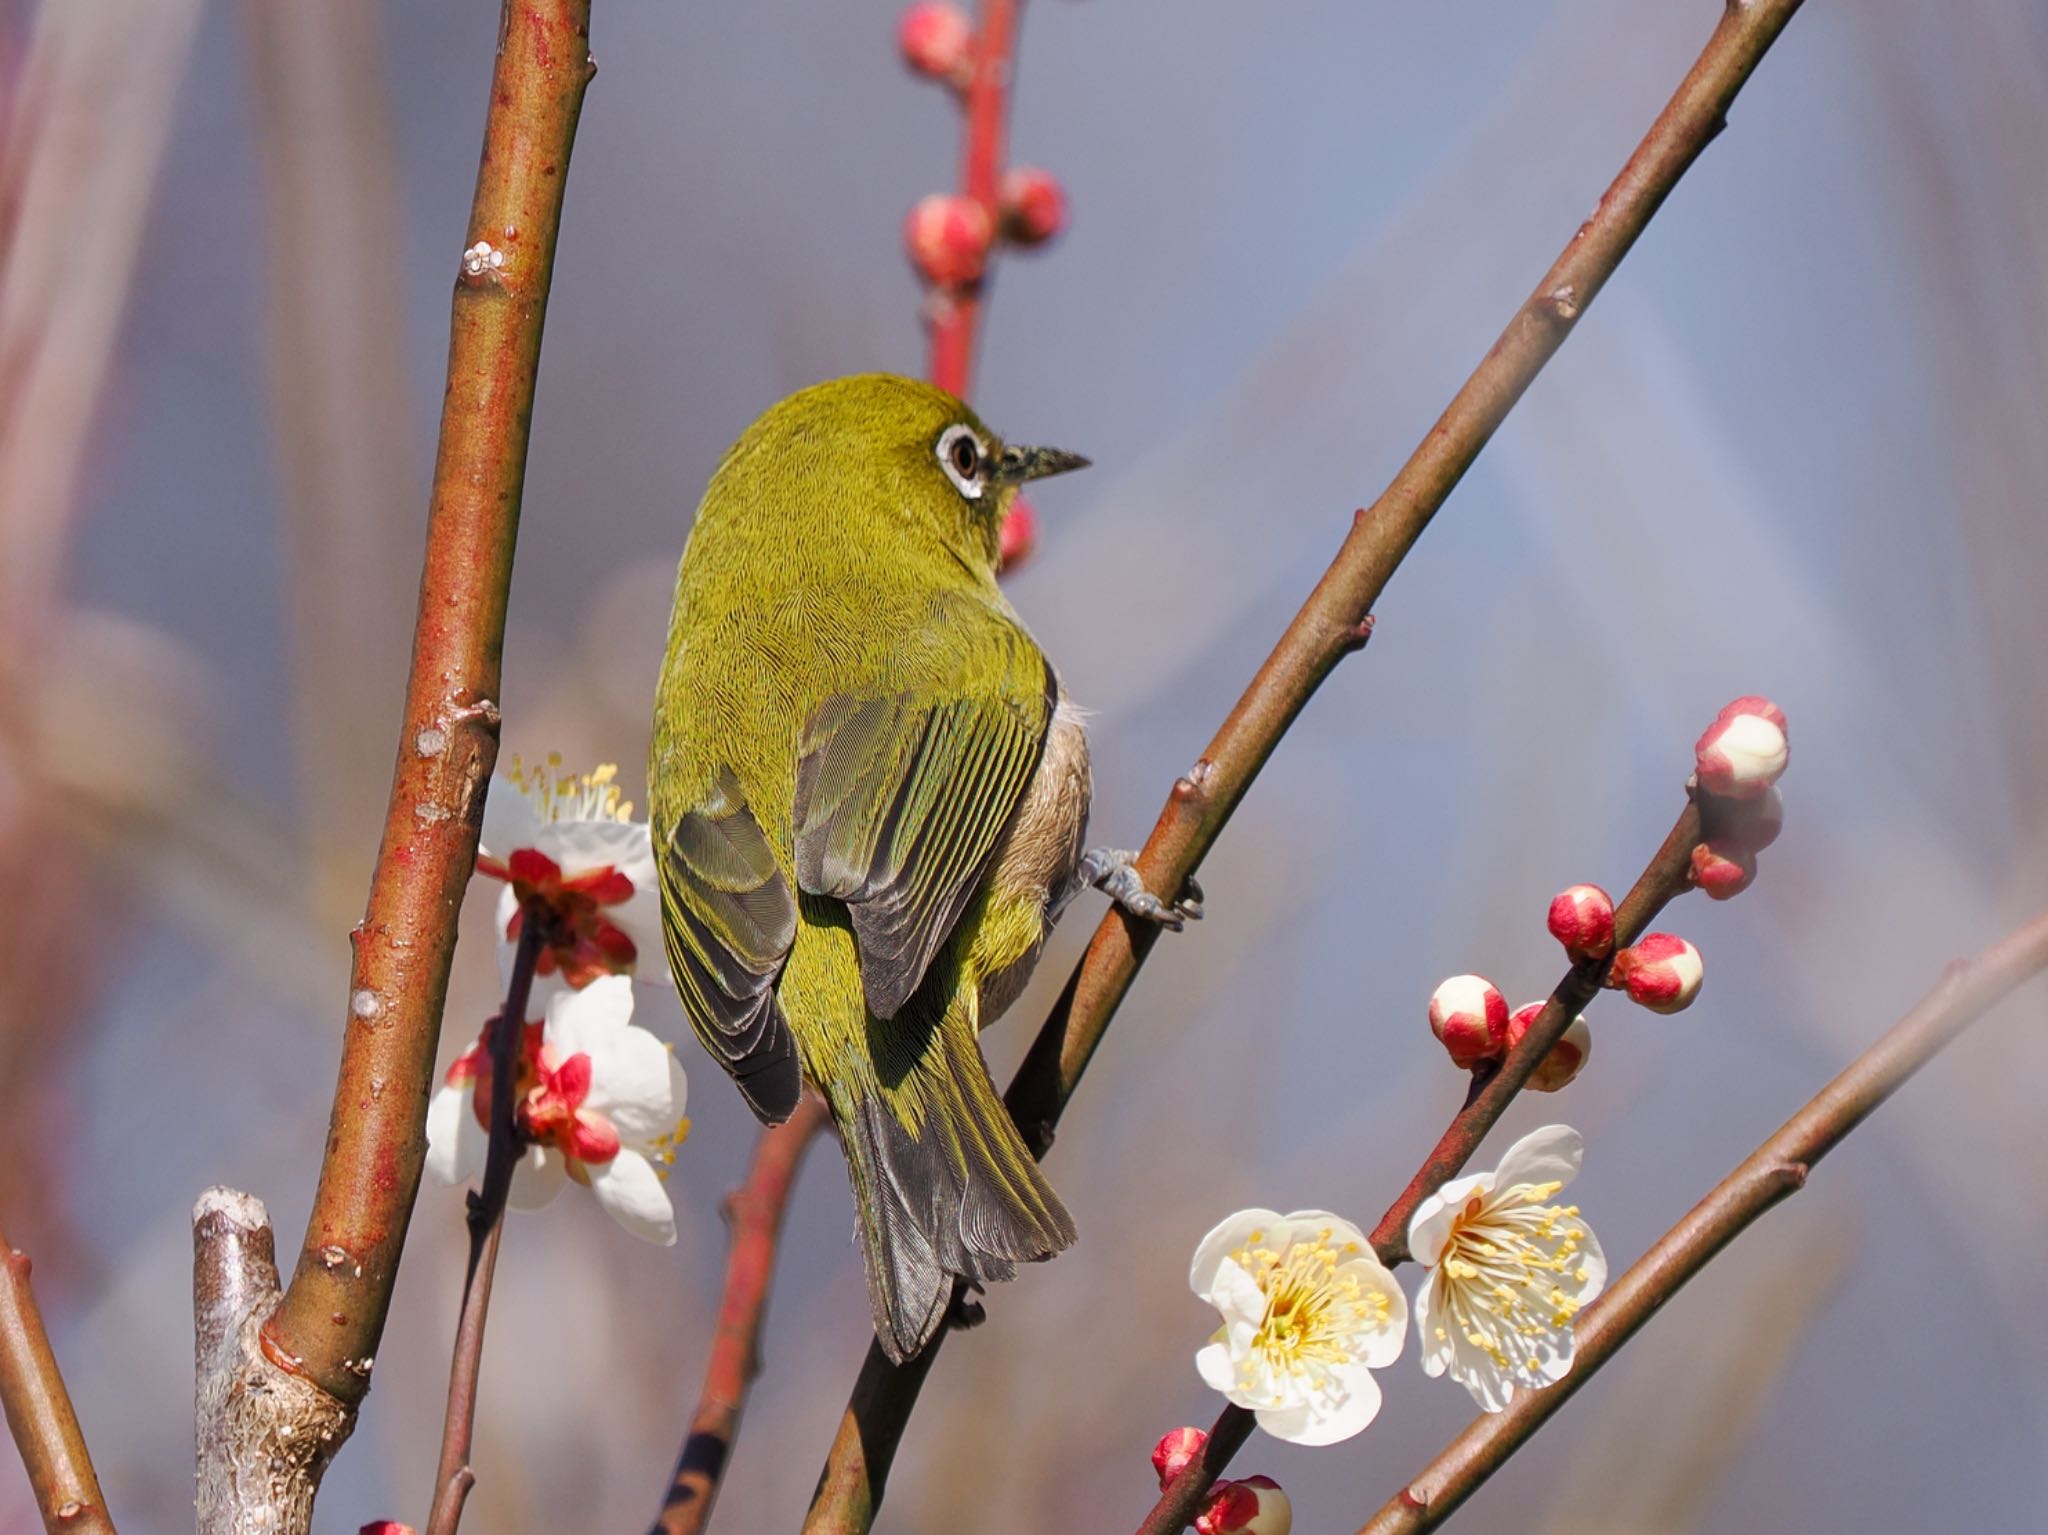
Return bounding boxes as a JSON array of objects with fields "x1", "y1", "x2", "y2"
[{"x1": 937, "y1": 423, "x2": 987, "y2": 500}]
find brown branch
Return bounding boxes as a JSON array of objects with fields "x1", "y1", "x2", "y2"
[
  {"x1": 1355, "y1": 903, "x2": 2048, "y2": 1535},
  {"x1": 1131, "y1": 795, "x2": 1700, "y2": 1535},
  {"x1": 0, "y1": 1219, "x2": 114, "y2": 1535},
  {"x1": 803, "y1": 1, "x2": 1808, "y2": 1528},
  {"x1": 649, "y1": 1097, "x2": 831, "y2": 1535},
  {"x1": 423, "y1": 910, "x2": 545, "y2": 1535},
  {"x1": 927, "y1": 0, "x2": 1020, "y2": 396},
  {"x1": 264, "y1": 0, "x2": 595, "y2": 1404}
]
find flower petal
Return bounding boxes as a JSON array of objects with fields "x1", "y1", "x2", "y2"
[
  {"x1": 1195, "y1": 1340, "x2": 1239, "y2": 1396},
  {"x1": 1338, "y1": 1256, "x2": 1410, "y2": 1369},
  {"x1": 586, "y1": 1151, "x2": 677, "y2": 1244},
  {"x1": 538, "y1": 818, "x2": 653, "y2": 882},
  {"x1": 545, "y1": 974, "x2": 636, "y2": 1054},
  {"x1": 424, "y1": 1085, "x2": 485, "y2": 1186},
  {"x1": 583, "y1": 1022, "x2": 687, "y2": 1142},
  {"x1": 1489, "y1": 1124, "x2": 1585, "y2": 1196},
  {"x1": 1408, "y1": 1172, "x2": 1490, "y2": 1268},
  {"x1": 1414, "y1": 1273, "x2": 1451, "y2": 1379},
  {"x1": 1190, "y1": 1209, "x2": 1282, "y2": 1300},
  {"x1": 1278, "y1": 1210, "x2": 1372, "y2": 1253},
  {"x1": 1209, "y1": 1256, "x2": 1270, "y2": 1333},
  {"x1": 479, "y1": 776, "x2": 542, "y2": 861},
  {"x1": 506, "y1": 1146, "x2": 567, "y2": 1209},
  {"x1": 1257, "y1": 1366, "x2": 1381, "y2": 1446}
]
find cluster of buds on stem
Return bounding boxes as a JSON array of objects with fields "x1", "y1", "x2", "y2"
[
  {"x1": 1426, "y1": 974, "x2": 1592, "y2": 1090},
  {"x1": 1150, "y1": 1430, "x2": 1292, "y2": 1535},
  {"x1": 1689, "y1": 696, "x2": 1789, "y2": 902},
  {"x1": 897, "y1": 4, "x2": 1069, "y2": 291}
]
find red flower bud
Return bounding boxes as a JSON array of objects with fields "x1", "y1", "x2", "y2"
[
  {"x1": 1695, "y1": 696, "x2": 1788, "y2": 800},
  {"x1": 1152, "y1": 1426, "x2": 1209, "y2": 1488},
  {"x1": 1197, "y1": 1476, "x2": 1292, "y2": 1535},
  {"x1": 360, "y1": 1524, "x2": 419, "y2": 1535},
  {"x1": 1429, "y1": 974, "x2": 1510, "y2": 1070},
  {"x1": 1000, "y1": 166, "x2": 1068, "y2": 246},
  {"x1": 1690, "y1": 840, "x2": 1757, "y2": 900},
  {"x1": 1609, "y1": 933, "x2": 1702, "y2": 1014},
  {"x1": 1506, "y1": 1002, "x2": 1591, "y2": 1091},
  {"x1": 998, "y1": 496, "x2": 1038, "y2": 573},
  {"x1": 897, "y1": 2, "x2": 972, "y2": 83},
  {"x1": 1546, "y1": 883, "x2": 1615, "y2": 962},
  {"x1": 904, "y1": 193, "x2": 993, "y2": 287}
]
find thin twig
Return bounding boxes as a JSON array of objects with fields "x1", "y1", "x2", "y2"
[
  {"x1": 423, "y1": 910, "x2": 545, "y2": 1535},
  {"x1": 1354, "y1": 903, "x2": 2048, "y2": 1535},
  {"x1": 802, "y1": 1, "x2": 1807, "y2": 1528},
  {"x1": 1132, "y1": 796, "x2": 1700, "y2": 1535},
  {"x1": 927, "y1": 0, "x2": 1020, "y2": 396},
  {"x1": 263, "y1": 0, "x2": 595, "y2": 1405},
  {"x1": 0, "y1": 1219, "x2": 115, "y2": 1535},
  {"x1": 648, "y1": 1097, "x2": 831, "y2": 1535}
]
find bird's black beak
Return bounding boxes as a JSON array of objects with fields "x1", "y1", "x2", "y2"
[{"x1": 995, "y1": 444, "x2": 1091, "y2": 485}]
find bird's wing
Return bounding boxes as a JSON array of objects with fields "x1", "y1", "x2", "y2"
[
  {"x1": 657, "y1": 766, "x2": 802, "y2": 1124},
  {"x1": 793, "y1": 614, "x2": 1054, "y2": 1020}
]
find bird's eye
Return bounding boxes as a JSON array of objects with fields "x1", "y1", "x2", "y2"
[{"x1": 937, "y1": 424, "x2": 986, "y2": 499}]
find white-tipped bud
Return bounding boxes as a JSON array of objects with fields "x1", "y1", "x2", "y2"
[
  {"x1": 1546, "y1": 883, "x2": 1615, "y2": 962},
  {"x1": 1695, "y1": 696, "x2": 1788, "y2": 800},
  {"x1": 1197, "y1": 1477, "x2": 1292, "y2": 1535},
  {"x1": 1429, "y1": 974, "x2": 1510, "y2": 1070},
  {"x1": 1609, "y1": 933, "x2": 1702, "y2": 1014},
  {"x1": 1506, "y1": 1002, "x2": 1591, "y2": 1091}
]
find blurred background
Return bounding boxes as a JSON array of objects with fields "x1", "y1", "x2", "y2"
[{"x1": 3, "y1": 0, "x2": 2046, "y2": 1531}]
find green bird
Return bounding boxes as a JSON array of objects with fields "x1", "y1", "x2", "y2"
[{"x1": 650, "y1": 374, "x2": 1198, "y2": 1363}]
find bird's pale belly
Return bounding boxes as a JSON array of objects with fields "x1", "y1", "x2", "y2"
[{"x1": 973, "y1": 692, "x2": 1091, "y2": 1025}]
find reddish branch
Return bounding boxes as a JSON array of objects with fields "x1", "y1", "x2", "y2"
[
  {"x1": 1354, "y1": 903, "x2": 2048, "y2": 1535},
  {"x1": 649, "y1": 1097, "x2": 831, "y2": 1535},
  {"x1": 927, "y1": 0, "x2": 1020, "y2": 395},
  {"x1": 804, "y1": 0, "x2": 1809, "y2": 1528},
  {"x1": 262, "y1": 0, "x2": 595, "y2": 1405},
  {"x1": 0, "y1": 1220, "x2": 114, "y2": 1535}
]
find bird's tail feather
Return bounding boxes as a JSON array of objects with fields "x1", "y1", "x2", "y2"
[{"x1": 833, "y1": 997, "x2": 1075, "y2": 1364}]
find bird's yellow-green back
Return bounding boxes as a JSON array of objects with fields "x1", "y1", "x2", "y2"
[{"x1": 649, "y1": 374, "x2": 1082, "y2": 1361}]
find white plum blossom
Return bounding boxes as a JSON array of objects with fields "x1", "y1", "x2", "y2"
[
  {"x1": 477, "y1": 757, "x2": 666, "y2": 996},
  {"x1": 426, "y1": 976, "x2": 689, "y2": 1244},
  {"x1": 1190, "y1": 1209, "x2": 1408, "y2": 1445},
  {"x1": 1409, "y1": 1124, "x2": 1606, "y2": 1413}
]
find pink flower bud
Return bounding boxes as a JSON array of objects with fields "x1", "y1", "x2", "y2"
[
  {"x1": 1000, "y1": 166, "x2": 1068, "y2": 246},
  {"x1": 1714, "y1": 784, "x2": 1784, "y2": 853},
  {"x1": 1152, "y1": 1426, "x2": 1209, "y2": 1488},
  {"x1": 360, "y1": 1524, "x2": 419, "y2": 1535},
  {"x1": 1546, "y1": 883, "x2": 1615, "y2": 962},
  {"x1": 1609, "y1": 933, "x2": 1702, "y2": 1014},
  {"x1": 1429, "y1": 974, "x2": 1510, "y2": 1070},
  {"x1": 1694, "y1": 696, "x2": 1788, "y2": 800},
  {"x1": 998, "y1": 496, "x2": 1038, "y2": 572},
  {"x1": 1690, "y1": 840, "x2": 1757, "y2": 900},
  {"x1": 904, "y1": 194, "x2": 993, "y2": 288},
  {"x1": 897, "y1": 2, "x2": 972, "y2": 82},
  {"x1": 1506, "y1": 1002, "x2": 1592, "y2": 1091},
  {"x1": 1197, "y1": 1476, "x2": 1293, "y2": 1535}
]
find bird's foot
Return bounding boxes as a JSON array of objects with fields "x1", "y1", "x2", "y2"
[
  {"x1": 1079, "y1": 847, "x2": 1203, "y2": 930},
  {"x1": 947, "y1": 1281, "x2": 988, "y2": 1333}
]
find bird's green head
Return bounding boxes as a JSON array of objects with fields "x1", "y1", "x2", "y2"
[{"x1": 703, "y1": 373, "x2": 1088, "y2": 576}]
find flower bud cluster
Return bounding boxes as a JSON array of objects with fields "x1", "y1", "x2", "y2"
[
  {"x1": 898, "y1": 6, "x2": 1068, "y2": 288},
  {"x1": 1149, "y1": 1430, "x2": 1291, "y2": 1535},
  {"x1": 1428, "y1": 974, "x2": 1589, "y2": 1089},
  {"x1": 1690, "y1": 697, "x2": 1788, "y2": 902}
]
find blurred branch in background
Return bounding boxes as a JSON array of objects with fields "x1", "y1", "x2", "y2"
[
  {"x1": 242, "y1": 0, "x2": 420, "y2": 934},
  {"x1": 805, "y1": 3, "x2": 1807, "y2": 1529},
  {"x1": 0, "y1": 1218, "x2": 114, "y2": 1535},
  {"x1": 193, "y1": 2, "x2": 596, "y2": 1529},
  {"x1": 1355, "y1": 902, "x2": 2048, "y2": 1534},
  {"x1": 0, "y1": 0, "x2": 203, "y2": 1259}
]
